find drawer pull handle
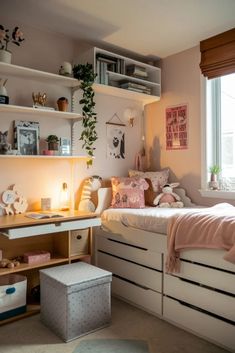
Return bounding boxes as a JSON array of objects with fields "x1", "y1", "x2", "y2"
[
  {"x1": 76, "y1": 235, "x2": 82, "y2": 240},
  {"x1": 54, "y1": 222, "x2": 62, "y2": 227}
]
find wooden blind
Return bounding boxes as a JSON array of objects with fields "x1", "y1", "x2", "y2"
[{"x1": 200, "y1": 28, "x2": 235, "y2": 79}]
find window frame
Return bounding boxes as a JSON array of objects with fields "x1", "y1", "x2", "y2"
[{"x1": 200, "y1": 75, "x2": 235, "y2": 199}]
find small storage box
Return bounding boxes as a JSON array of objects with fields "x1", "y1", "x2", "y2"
[
  {"x1": 40, "y1": 262, "x2": 112, "y2": 342},
  {"x1": 0, "y1": 274, "x2": 27, "y2": 321},
  {"x1": 70, "y1": 228, "x2": 89, "y2": 256}
]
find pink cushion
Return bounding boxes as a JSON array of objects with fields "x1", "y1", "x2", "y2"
[
  {"x1": 129, "y1": 169, "x2": 169, "y2": 192},
  {"x1": 111, "y1": 176, "x2": 149, "y2": 208}
]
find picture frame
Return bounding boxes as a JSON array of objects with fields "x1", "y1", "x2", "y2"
[
  {"x1": 165, "y1": 104, "x2": 188, "y2": 150},
  {"x1": 14, "y1": 120, "x2": 40, "y2": 155}
]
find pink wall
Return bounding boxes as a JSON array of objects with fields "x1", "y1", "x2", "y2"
[{"x1": 145, "y1": 46, "x2": 235, "y2": 206}]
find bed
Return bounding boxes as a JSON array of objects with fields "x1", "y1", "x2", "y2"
[{"x1": 94, "y1": 187, "x2": 235, "y2": 352}]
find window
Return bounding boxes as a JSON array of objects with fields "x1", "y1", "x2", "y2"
[{"x1": 205, "y1": 73, "x2": 235, "y2": 190}]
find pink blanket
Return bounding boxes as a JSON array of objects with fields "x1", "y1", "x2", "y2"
[{"x1": 166, "y1": 203, "x2": 235, "y2": 273}]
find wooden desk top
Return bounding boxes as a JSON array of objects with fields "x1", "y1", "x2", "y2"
[{"x1": 0, "y1": 210, "x2": 98, "y2": 230}]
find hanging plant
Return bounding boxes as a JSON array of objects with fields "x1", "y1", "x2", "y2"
[{"x1": 73, "y1": 63, "x2": 97, "y2": 167}]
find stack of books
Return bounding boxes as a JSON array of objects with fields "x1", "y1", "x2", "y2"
[
  {"x1": 119, "y1": 82, "x2": 151, "y2": 95},
  {"x1": 96, "y1": 54, "x2": 125, "y2": 85},
  {"x1": 126, "y1": 65, "x2": 148, "y2": 79}
]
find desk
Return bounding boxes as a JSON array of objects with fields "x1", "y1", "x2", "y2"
[{"x1": 0, "y1": 211, "x2": 101, "y2": 324}]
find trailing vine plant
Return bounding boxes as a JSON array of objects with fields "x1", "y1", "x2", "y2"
[{"x1": 73, "y1": 63, "x2": 97, "y2": 167}]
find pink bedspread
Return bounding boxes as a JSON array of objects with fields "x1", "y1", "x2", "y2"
[{"x1": 166, "y1": 203, "x2": 235, "y2": 273}]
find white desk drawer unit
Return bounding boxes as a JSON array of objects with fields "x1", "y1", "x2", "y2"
[{"x1": 2, "y1": 218, "x2": 101, "y2": 239}]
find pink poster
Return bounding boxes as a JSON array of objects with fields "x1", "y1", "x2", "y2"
[{"x1": 166, "y1": 104, "x2": 188, "y2": 150}]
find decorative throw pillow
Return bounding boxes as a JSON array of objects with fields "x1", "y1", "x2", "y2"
[
  {"x1": 111, "y1": 176, "x2": 149, "y2": 208},
  {"x1": 128, "y1": 169, "x2": 169, "y2": 192}
]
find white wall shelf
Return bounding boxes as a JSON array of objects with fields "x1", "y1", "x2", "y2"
[
  {"x1": 0, "y1": 62, "x2": 79, "y2": 88},
  {"x1": 0, "y1": 155, "x2": 89, "y2": 160},
  {"x1": 78, "y1": 46, "x2": 161, "y2": 104},
  {"x1": 93, "y1": 83, "x2": 160, "y2": 104},
  {"x1": 0, "y1": 104, "x2": 82, "y2": 120}
]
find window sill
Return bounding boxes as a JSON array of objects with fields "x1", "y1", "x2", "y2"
[{"x1": 199, "y1": 189, "x2": 235, "y2": 199}]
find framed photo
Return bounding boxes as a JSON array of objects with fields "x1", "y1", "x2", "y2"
[{"x1": 14, "y1": 120, "x2": 40, "y2": 155}]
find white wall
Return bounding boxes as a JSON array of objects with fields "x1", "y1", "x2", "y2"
[{"x1": 0, "y1": 19, "x2": 143, "y2": 211}]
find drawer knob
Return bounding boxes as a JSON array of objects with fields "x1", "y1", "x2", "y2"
[{"x1": 76, "y1": 235, "x2": 82, "y2": 240}]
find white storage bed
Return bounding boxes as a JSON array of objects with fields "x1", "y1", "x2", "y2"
[{"x1": 94, "y1": 187, "x2": 235, "y2": 352}]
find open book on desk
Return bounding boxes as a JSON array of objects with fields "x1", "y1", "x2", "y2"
[{"x1": 25, "y1": 212, "x2": 64, "y2": 219}]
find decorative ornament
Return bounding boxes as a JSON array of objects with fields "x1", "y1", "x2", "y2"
[{"x1": 0, "y1": 184, "x2": 28, "y2": 215}]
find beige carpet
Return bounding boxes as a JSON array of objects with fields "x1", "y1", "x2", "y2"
[{"x1": 0, "y1": 298, "x2": 230, "y2": 353}]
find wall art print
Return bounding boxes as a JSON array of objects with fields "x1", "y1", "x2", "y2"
[
  {"x1": 166, "y1": 104, "x2": 188, "y2": 150},
  {"x1": 106, "y1": 124, "x2": 125, "y2": 159}
]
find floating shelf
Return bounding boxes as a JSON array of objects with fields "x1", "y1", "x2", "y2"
[
  {"x1": 0, "y1": 104, "x2": 82, "y2": 120},
  {"x1": 0, "y1": 155, "x2": 89, "y2": 160},
  {"x1": 0, "y1": 62, "x2": 79, "y2": 88}
]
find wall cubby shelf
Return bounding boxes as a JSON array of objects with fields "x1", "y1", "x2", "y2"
[{"x1": 78, "y1": 46, "x2": 161, "y2": 104}]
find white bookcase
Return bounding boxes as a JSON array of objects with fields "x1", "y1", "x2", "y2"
[{"x1": 78, "y1": 47, "x2": 161, "y2": 104}]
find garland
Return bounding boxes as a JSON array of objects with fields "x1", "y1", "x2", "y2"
[{"x1": 73, "y1": 63, "x2": 97, "y2": 166}]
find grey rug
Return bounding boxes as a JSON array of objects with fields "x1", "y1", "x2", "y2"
[{"x1": 73, "y1": 339, "x2": 150, "y2": 353}]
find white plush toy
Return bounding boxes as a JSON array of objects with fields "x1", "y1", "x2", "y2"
[
  {"x1": 153, "y1": 183, "x2": 184, "y2": 208},
  {"x1": 78, "y1": 175, "x2": 102, "y2": 212}
]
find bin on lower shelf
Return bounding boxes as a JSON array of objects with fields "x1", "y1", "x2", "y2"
[
  {"x1": 40, "y1": 262, "x2": 112, "y2": 342},
  {"x1": 0, "y1": 274, "x2": 27, "y2": 321}
]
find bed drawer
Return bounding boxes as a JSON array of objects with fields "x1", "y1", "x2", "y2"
[
  {"x1": 112, "y1": 276, "x2": 162, "y2": 316},
  {"x1": 97, "y1": 251, "x2": 162, "y2": 292},
  {"x1": 164, "y1": 274, "x2": 235, "y2": 322},
  {"x1": 96, "y1": 235, "x2": 162, "y2": 271},
  {"x1": 163, "y1": 296, "x2": 235, "y2": 352},
  {"x1": 173, "y1": 260, "x2": 235, "y2": 295}
]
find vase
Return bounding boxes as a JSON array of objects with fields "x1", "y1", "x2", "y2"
[{"x1": 0, "y1": 50, "x2": 12, "y2": 64}]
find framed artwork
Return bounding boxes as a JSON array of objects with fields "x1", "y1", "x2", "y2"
[
  {"x1": 106, "y1": 123, "x2": 125, "y2": 159},
  {"x1": 165, "y1": 104, "x2": 188, "y2": 150},
  {"x1": 14, "y1": 120, "x2": 40, "y2": 155}
]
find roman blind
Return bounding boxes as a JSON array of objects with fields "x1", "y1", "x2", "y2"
[{"x1": 200, "y1": 28, "x2": 235, "y2": 79}]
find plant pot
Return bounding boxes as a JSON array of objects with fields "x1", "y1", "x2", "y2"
[
  {"x1": 0, "y1": 50, "x2": 12, "y2": 64},
  {"x1": 57, "y1": 97, "x2": 68, "y2": 112},
  {"x1": 48, "y1": 142, "x2": 59, "y2": 151}
]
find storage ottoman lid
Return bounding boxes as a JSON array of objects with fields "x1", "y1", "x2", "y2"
[{"x1": 40, "y1": 262, "x2": 112, "y2": 289}]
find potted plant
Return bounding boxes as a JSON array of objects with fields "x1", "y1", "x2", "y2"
[
  {"x1": 46, "y1": 135, "x2": 59, "y2": 151},
  {"x1": 209, "y1": 165, "x2": 221, "y2": 190},
  {"x1": 73, "y1": 63, "x2": 97, "y2": 167},
  {"x1": 0, "y1": 25, "x2": 25, "y2": 63}
]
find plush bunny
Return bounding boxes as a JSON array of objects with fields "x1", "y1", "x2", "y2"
[{"x1": 153, "y1": 183, "x2": 184, "y2": 208}]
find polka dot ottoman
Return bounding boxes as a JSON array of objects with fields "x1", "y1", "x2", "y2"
[{"x1": 40, "y1": 262, "x2": 112, "y2": 342}]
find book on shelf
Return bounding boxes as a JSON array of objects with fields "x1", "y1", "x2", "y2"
[
  {"x1": 120, "y1": 82, "x2": 149, "y2": 90},
  {"x1": 126, "y1": 64, "x2": 148, "y2": 78},
  {"x1": 25, "y1": 212, "x2": 64, "y2": 219},
  {"x1": 126, "y1": 87, "x2": 152, "y2": 95}
]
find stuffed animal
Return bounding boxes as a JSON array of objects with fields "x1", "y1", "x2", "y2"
[
  {"x1": 78, "y1": 175, "x2": 102, "y2": 212},
  {"x1": 153, "y1": 183, "x2": 184, "y2": 208}
]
